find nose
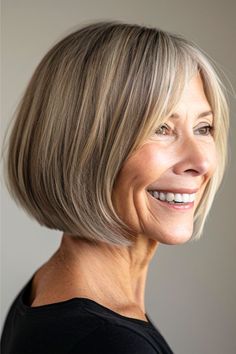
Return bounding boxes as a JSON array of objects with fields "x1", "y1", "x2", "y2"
[{"x1": 172, "y1": 136, "x2": 216, "y2": 177}]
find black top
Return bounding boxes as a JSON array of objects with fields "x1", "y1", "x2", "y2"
[{"x1": 1, "y1": 274, "x2": 174, "y2": 354}]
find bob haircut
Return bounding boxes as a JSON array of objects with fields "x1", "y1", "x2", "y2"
[{"x1": 2, "y1": 20, "x2": 229, "y2": 247}]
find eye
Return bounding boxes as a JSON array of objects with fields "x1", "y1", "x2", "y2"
[
  {"x1": 155, "y1": 124, "x2": 171, "y2": 135},
  {"x1": 195, "y1": 125, "x2": 214, "y2": 136}
]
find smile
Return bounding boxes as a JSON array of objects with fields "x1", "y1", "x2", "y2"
[
  {"x1": 147, "y1": 190, "x2": 196, "y2": 203},
  {"x1": 147, "y1": 190, "x2": 195, "y2": 210}
]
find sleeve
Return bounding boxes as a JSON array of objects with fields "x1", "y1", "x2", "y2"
[{"x1": 69, "y1": 322, "x2": 160, "y2": 354}]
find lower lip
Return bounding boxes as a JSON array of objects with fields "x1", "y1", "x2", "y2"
[{"x1": 147, "y1": 192, "x2": 194, "y2": 211}]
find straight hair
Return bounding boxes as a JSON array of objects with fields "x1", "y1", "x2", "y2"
[{"x1": 2, "y1": 21, "x2": 230, "y2": 246}]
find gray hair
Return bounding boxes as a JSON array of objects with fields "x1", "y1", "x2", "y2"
[{"x1": 2, "y1": 20, "x2": 229, "y2": 246}]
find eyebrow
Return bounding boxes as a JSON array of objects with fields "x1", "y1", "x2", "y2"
[{"x1": 170, "y1": 110, "x2": 213, "y2": 119}]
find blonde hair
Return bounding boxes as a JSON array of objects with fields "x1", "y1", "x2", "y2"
[{"x1": 2, "y1": 21, "x2": 230, "y2": 246}]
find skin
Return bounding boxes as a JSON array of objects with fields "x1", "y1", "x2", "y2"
[{"x1": 30, "y1": 73, "x2": 217, "y2": 321}]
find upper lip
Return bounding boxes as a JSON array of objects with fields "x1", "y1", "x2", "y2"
[{"x1": 146, "y1": 188, "x2": 199, "y2": 194}]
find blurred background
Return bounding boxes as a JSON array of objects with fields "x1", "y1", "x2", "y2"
[{"x1": 1, "y1": 1, "x2": 236, "y2": 353}]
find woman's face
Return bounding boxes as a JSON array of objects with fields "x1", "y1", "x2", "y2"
[{"x1": 112, "y1": 73, "x2": 217, "y2": 245}]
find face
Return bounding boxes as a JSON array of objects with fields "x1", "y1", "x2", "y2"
[{"x1": 112, "y1": 73, "x2": 217, "y2": 245}]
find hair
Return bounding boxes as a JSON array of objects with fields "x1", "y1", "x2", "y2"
[{"x1": 2, "y1": 20, "x2": 230, "y2": 247}]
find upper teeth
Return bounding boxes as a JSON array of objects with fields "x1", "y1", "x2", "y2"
[{"x1": 148, "y1": 191, "x2": 196, "y2": 203}]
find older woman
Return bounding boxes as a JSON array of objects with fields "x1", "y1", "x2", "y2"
[{"x1": 1, "y1": 21, "x2": 229, "y2": 354}]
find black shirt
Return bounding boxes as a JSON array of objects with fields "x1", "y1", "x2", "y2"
[{"x1": 1, "y1": 274, "x2": 174, "y2": 354}]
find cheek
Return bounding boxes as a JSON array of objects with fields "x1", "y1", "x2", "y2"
[
  {"x1": 144, "y1": 152, "x2": 170, "y2": 179},
  {"x1": 120, "y1": 145, "x2": 169, "y2": 184},
  {"x1": 111, "y1": 145, "x2": 168, "y2": 222},
  {"x1": 208, "y1": 144, "x2": 218, "y2": 176}
]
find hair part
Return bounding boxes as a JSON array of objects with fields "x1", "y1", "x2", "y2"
[{"x1": 2, "y1": 20, "x2": 229, "y2": 246}]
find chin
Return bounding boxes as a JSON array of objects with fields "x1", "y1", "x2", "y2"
[
  {"x1": 160, "y1": 234, "x2": 192, "y2": 245},
  {"x1": 149, "y1": 226, "x2": 193, "y2": 245}
]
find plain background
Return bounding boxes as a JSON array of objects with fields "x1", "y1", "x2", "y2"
[{"x1": 1, "y1": 1, "x2": 236, "y2": 353}]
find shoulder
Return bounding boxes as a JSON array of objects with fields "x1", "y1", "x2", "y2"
[{"x1": 69, "y1": 321, "x2": 159, "y2": 354}]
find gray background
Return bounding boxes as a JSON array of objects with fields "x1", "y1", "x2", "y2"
[{"x1": 1, "y1": 1, "x2": 236, "y2": 353}]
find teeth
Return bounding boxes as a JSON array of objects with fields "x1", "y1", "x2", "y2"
[
  {"x1": 153, "y1": 191, "x2": 159, "y2": 199},
  {"x1": 166, "y1": 193, "x2": 175, "y2": 201},
  {"x1": 182, "y1": 194, "x2": 190, "y2": 203},
  {"x1": 174, "y1": 193, "x2": 182, "y2": 202},
  {"x1": 148, "y1": 190, "x2": 196, "y2": 203},
  {"x1": 188, "y1": 194, "x2": 195, "y2": 202},
  {"x1": 159, "y1": 192, "x2": 166, "y2": 201}
]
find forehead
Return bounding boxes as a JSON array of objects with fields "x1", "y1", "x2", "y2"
[
  {"x1": 168, "y1": 74, "x2": 213, "y2": 120},
  {"x1": 170, "y1": 110, "x2": 213, "y2": 120}
]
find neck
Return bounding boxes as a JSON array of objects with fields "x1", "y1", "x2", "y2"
[{"x1": 55, "y1": 233, "x2": 159, "y2": 313}]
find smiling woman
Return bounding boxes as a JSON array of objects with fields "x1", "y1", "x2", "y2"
[
  {"x1": 112, "y1": 73, "x2": 218, "y2": 245},
  {"x1": 1, "y1": 21, "x2": 229, "y2": 354}
]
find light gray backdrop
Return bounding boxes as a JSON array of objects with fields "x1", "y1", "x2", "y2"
[{"x1": 1, "y1": 1, "x2": 236, "y2": 353}]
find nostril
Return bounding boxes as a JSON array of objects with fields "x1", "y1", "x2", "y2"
[{"x1": 184, "y1": 169, "x2": 200, "y2": 176}]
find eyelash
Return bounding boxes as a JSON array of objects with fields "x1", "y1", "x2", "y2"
[{"x1": 155, "y1": 124, "x2": 214, "y2": 136}]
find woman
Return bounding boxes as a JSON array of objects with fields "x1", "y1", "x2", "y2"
[{"x1": 1, "y1": 21, "x2": 229, "y2": 353}]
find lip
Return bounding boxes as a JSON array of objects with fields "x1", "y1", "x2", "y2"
[
  {"x1": 146, "y1": 190, "x2": 194, "y2": 211},
  {"x1": 146, "y1": 188, "x2": 199, "y2": 194}
]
